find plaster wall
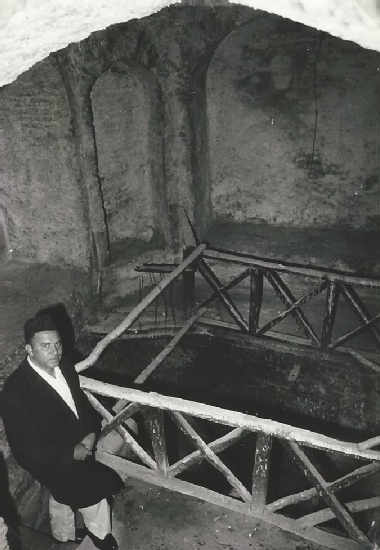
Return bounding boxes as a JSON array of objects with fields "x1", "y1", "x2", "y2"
[
  {"x1": 1, "y1": 58, "x2": 90, "y2": 267},
  {"x1": 208, "y1": 18, "x2": 380, "y2": 230}
]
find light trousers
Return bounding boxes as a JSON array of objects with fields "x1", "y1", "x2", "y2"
[{"x1": 49, "y1": 494, "x2": 111, "y2": 542}]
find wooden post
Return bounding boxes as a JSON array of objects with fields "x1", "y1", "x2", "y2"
[
  {"x1": 250, "y1": 433, "x2": 272, "y2": 516},
  {"x1": 147, "y1": 408, "x2": 169, "y2": 475},
  {"x1": 321, "y1": 281, "x2": 340, "y2": 348},
  {"x1": 183, "y1": 246, "x2": 196, "y2": 320},
  {"x1": 249, "y1": 267, "x2": 263, "y2": 334}
]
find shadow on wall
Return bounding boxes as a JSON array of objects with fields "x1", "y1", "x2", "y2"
[{"x1": 36, "y1": 303, "x2": 85, "y2": 364}]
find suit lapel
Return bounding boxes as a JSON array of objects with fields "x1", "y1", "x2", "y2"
[{"x1": 60, "y1": 362, "x2": 84, "y2": 421}]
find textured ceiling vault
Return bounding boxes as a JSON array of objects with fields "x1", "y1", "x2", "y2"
[{"x1": 0, "y1": 0, "x2": 379, "y2": 88}]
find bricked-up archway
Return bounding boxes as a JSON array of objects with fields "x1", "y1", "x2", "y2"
[{"x1": 91, "y1": 62, "x2": 170, "y2": 257}]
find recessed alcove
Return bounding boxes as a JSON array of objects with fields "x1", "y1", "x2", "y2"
[{"x1": 91, "y1": 62, "x2": 169, "y2": 262}]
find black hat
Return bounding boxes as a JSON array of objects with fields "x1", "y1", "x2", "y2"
[{"x1": 24, "y1": 314, "x2": 59, "y2": 344}]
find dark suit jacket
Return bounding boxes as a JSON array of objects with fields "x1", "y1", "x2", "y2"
[{"x1": 1, "y1": 357, "x2": 122, "y2": 508}]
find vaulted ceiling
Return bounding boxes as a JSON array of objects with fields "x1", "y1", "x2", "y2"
[{"x1": 0, "y1": 0, "x2": 379, "y2": 88}]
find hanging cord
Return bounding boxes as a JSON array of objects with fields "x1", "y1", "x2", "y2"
[
  {"x1": 160, "y1": 272, "x2": 169, "y2": 325},
  {"x1": 169, "y1": 280, "x2": 176, "y2": 325},
  {"x1": 309, "y1": 32, "x2": 325, "y2": 177},
  {"x1": 149, "y1": 272, "x2": 158, "y2": 326}
]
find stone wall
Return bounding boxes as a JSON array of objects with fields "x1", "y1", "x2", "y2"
[
  {"x1": 1, "y1": 57, "x2": 90, "y2": 268},
  {"x1": 208, "y1": 17, "x2": 379, "y2": 230}
]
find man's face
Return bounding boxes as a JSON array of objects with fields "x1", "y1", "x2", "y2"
[{"x1": 26, "y1": 330, "x2": 62, "y2": 374}]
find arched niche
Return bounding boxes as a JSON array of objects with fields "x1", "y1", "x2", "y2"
[
  {"x1": 91, "y1": 61, "x2": 169, "y2": 259},
  {"x1": 207, "y1": 16, "x2": 379, "y2": 230}
]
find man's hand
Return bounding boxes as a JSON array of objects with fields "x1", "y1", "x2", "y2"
[
  {"x1": 73, "y1": 442, "x2": 92, "y2": 461},
  {"x1": 81, "y1": 432, "x2": 96, "y2": 451}
]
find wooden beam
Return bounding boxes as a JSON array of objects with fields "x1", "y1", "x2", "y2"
[
  {"x1": 256, "y1": 280, "x2": 327, "y2": 337},
  {"x1": 195, "y1": 268, "x2": 250, "y2": 312},
  {"x1": 109, "y1": 308, "x2": 206, "y2": 415},
  {"x1": 296, "y1": 496, "x2": 380, "y2": 529},
  {"x1": 169, "y1": 411, "x2": 252, "y2": 503},
  {"x1": 358, "y1": 435, "x2": 380, "y2": 451},
  {"x1": 134, "y1": 308, "x2": 206, "y2": 385},
  {"x1": 340, "y1": 283, "x2": 380, "y2": 348},
  {"x1": 347, "y1": 349, "x2": 380, "y2": 374},
  {"x1": 197, "y1": 318, "x2": 380, "y2": 360},
  {"x1": 249, "y1": 267, "x2": 263, "y2": 334},
  {"x1": 329, "y1": 312, "x2": 380, "y2": 350},
  {"x1": 250, "y1": 433, "x2": 272, "y2": 516},
  {"x1": 267, "y1": 462, "x2": 380, "y2": 512},
  {"x1": 80, "y1": 376, "x2": 380, "y2": 462},
  {"x1": 196, "y1": 258, "x2": 249, "y2": 332},
  {"x1": 168, "y1": 428, "x2": 248, "y2": 479},
  {"x1": 204, "y1": 248, "x2": 380, "y2": 288},
  {"x1": 75, "y1": 243, "x2": 206, "y2": 372},
  {"x1": 281, "y1": 441, "x2": 371, "y2": 546},
  {"x1": 97, "y1": 452, "x2": 366, "y2": 550},
  {"x1": 101, "y1": 401, "x2": 144, "y2": 438},
  {"x1": 264, "y1": 269, "x2": 320, "y2": 345},
  {"x1": 321, "y1": 281, "x2": 340, "y2": 348},
  {"x1": 83, "y1": 390, "x2": 157, "y2": 470}
]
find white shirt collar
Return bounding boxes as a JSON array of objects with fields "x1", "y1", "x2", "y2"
[{"x1": 27, "y1": 355, "x2": 79, "y2": 418}]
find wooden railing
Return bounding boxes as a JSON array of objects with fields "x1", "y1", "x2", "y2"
[
  {"x1": 80, "y1": 375, "x2": 380, "y2": 550},
  {"x1": 135, "y1": 243, "x2": 380, "y2": 373},
  {"x1": 78, "y1": 242, "x2": 380, "y2": 550}
]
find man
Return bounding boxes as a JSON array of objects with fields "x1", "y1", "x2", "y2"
[{"x1": 2, "y1": 314, "x2": 123, "y2": 550}]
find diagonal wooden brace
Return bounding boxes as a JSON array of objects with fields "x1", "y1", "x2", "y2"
[
  {"x1": 168, "y1": 428, "x2": 248, "y2": 479},
  {"x1": 257, "y1": 280, "x2": 327, "y2": 337},
  {"x1": 84, "y1": 390, "x2": 157, "y2": 470},
  {"x1": 197, "y1": 258, "x2": 249, "y2": 332},
  {"x1": 169, "y1": 411, "x2": 252, "y2": 503},
  {"x1": 101, "y1": 401, "x2": 144, "y2": 438},
  {"x1": 267, "y1": 462, "x2": 380, "y2": 512},
  {"x1": 264, "y1": 269, "x2": 320, "y2": 345},
  {"x1": 281, "y1": 440, "x2": 371, "y2": 546},
  {"x1": 340, "y1": 283, "x2": 380, "y2": 350}
]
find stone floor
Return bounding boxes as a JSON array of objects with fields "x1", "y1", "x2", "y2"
[{"x1": 8, "y1": 478, "x2": 326, "y2": 550}]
